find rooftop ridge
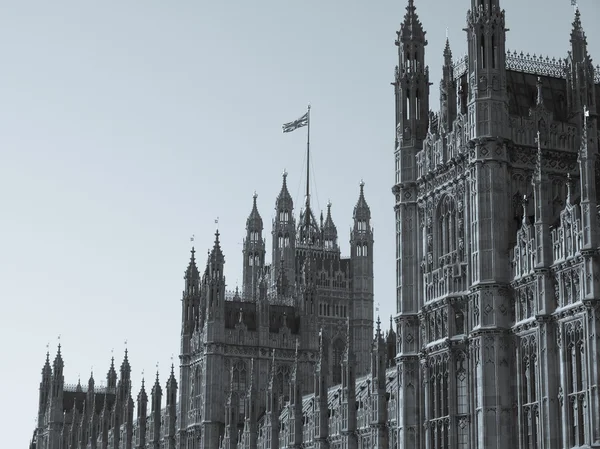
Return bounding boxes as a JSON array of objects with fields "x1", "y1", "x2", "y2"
[{"x1": 452, "y1": 51, "x2": 600, "y2": 83}]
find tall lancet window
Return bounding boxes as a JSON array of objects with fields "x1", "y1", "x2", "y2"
[
  {"x1": 565, "y1": 321, "x2": 587, "y2": 447},
  {"x1": 519, "y1": 335, "x2": 539, "y2": 449},
  {"x1": 438, "y1": 196, "x2": 457, "y2": 262},
  {"x1": 428, "y1": 354, "x2": 450, "y2": 449},
  {"x1": 233, "y1": 361, "x2": 247, "y2": 417},
  {"x1": 406, "y1": 89, "x2": 411, "y2": 121}
]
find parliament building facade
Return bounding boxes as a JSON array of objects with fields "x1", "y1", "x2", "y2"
[{"x1": 31, "y1": 0, "x2": 600, "y2": 448}]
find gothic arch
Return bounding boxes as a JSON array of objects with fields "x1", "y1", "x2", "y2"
[{"x1": 435, "y1": 194, "x2": 458, "y2": 261}]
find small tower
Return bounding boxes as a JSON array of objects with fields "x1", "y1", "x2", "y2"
[
  {"x1": 465, "y1": 0, "x2": 509, "y2": 138},
  {"x1": 243, "y1": 193, "x2": 266, "y2": 299},
  {"x1": 201, "y1": 231, "x2": 228, "y2": 449},
  {"x1": 107, "y1": 357, "x2": 117, "y2": 390},
  {"x1": 179, "y1": 245, "x2": 200, "y2": 448},
  {"x1": 46, "y1": 345, "x2": 64, "y2": 449},
  {"x1": 150, "y1": 371, "x2": 162, "y2": 449},
  {"x1": 394, "y1": 0, "x2": 430, "y2": 149},
  {"x1": 566, "y1": 8, "x2": 597, "y2": 117},
  {"x1": 370, "y1": 317, "x2": 389, "y2": 449},
  {"x1": 439, "y1": 37, "x2": 457, "y2": 132},
  {"x1": 165, "y1": 364, "x2": 178, "y2": 449},
  {"x1": 37, "y1": 351, "x2": 52, "y2": 430},
  {"x1": 321, "y1": 201, "x2": 339, "y2": 252},
  {"x1": 136, "y1": 378, "x2": 148, "y2": 449},
  {"x1": 204, "y1": 230, "x2": 226, "y2": 333},
  {"x1": 350, "y1": 181, "x2": 374, "y2": 376},
  {"x1": 272, "y1": 171, "x2": 296, "y2": 286}
]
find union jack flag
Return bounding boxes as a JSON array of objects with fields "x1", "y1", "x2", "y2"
[{"x1": 282, "y1": 112, "x2": 309, "y2": 133}]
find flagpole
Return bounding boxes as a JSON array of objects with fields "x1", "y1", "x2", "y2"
[{"x1": 306, "y1": 103, "x2": 311, "y2": 231}]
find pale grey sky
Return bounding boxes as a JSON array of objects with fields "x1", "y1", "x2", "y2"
[{"x1": 1, "y1": 0, "x2": 597, "y2": 446}]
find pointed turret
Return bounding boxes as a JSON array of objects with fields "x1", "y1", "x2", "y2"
[
  {"x1": 150, "y1": 371, "x2": 162, "y2": 448},
  {"x1": 370, "y1": 317, "x2": 388, "y2": 449},
  {"x1": 243, "y1": 193, "x2": 266, "y2": 299},
  {"x1": 180, "y1": 245, "x2": 201, "y2": 444},
  {"x1": 136, "y1": 378, "x2": 148, "y2": 449},
  {"x1": 465, "y1": 0, "x2": 509, "y2": 137},
  {"x1": 205, "y1": 230, "x2": 226, "y2": 326},
  {"x1": 107, "y1": 357, "x2": 117, "y2": 389},
  {"x1": 165, "y1": 365, "x2": 178, "y2": 449},
  {"x1": 120, "y1": 349, "x2": 131, "y2": 384},
  {"x1": 440, "y1": 37, "x2": 457, "y2": 132},
  {"x1": 37, "y1": 350, "x2": 52, "y2": 428},
  {"x1": 570, "y1": 8, "x2": 588, "y2": 65},
  {"x1": 351, "y1": 181, "x2": 374, "y2": 376},
  {"x1": 394, "y1": 0, "x2": 430, "y2": 148},
  {"x1": 273, "y1": 170, "x2": 296, "y2": 286},
  {"x1": 566, "y1": 7, "x2": 596, "y2": 118},
  {"x1": 321, "y1": 201, "x2": 339, "y2": 251}
]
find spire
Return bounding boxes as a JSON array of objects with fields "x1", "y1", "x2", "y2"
[
  {"x1": 443, "y1": 37, "x2": 452, "y2": 65},
  {"x1": 185, "y1": 246, "x2": 200, "y2": 281},
  {"x1": 107, "y1": 356, "x2": 117, "y2": 388},
  {"x1": 42, "y1": 350, "x2": 52, "y2": 379},
  {"x1": 571, "y1": 7, "x2": 586, "y2": 46},
  {"x1": 246, "y1": 192, "x2": 263, "y2": 231},
  {"x1": 322, "y1": 200, "x2": 338, "y2": 249},
  {"x1": 375, "y1": 315, "x2": 382, "y2": 339},
  {"x1": 53, "y1": 344, "x2": 64, "y2": 376},
  {"x1": 398, "y1": 0, "x2": 426, "y2": 44},
  {"x1": 209, "y1": 230, "x2": 225, "y2": 273},
  {"x1": 276, "y1": 169, "x2": 293, "y2": 211},
  {"x1": 353, "y1": 181, "x2": 371, "y2": 222},
  {"x1": 120, "y1": 348, "x2": 131, "y2": 380}
]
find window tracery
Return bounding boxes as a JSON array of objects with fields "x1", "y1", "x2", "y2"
[{"x1": 565, "y1": 320, "x2": 587, "y2": 447}]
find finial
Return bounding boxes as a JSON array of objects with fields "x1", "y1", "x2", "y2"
[
  {"x1": 376, "y1": 316, "x2": 381, "y2": 335},
  {"x1": 282, "y1": 168, "x2": 288, "y2": 179},
  {"x1": 190, "y1": 234, "x2": 195, "y2": 243},
  {"x1": 327, "y1": 199, "x2": 332, "y2": 209},
  {"x1": 215, "y1": 217, "x2": 219, "y2": 231},
  {"x1": 253, "y1": 190, "x2": 258, "y2": 200},
  {"x1": 360, "y1": 179, "x2": 365, "y2": 189},
  {"x1": 445, "y1": 27, "x2": 448, "y2": 39}
]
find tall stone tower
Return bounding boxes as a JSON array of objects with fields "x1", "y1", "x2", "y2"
[{"x1": 392, "y1": 0, "x2": 429, "y2": 446}]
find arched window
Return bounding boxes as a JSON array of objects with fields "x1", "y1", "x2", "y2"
[
  {"x1": 406, "y1": 89, "x2": 411, "y2": 121},
  {"x1": 438, "y1": 196, "x2": 457, "y2": 259},
  {"x1": 233, "y1": 361, "x2": 247, "y2": 417}
]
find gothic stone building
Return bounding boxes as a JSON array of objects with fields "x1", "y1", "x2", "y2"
[{"x1": 31, "y1": 0, "x2": 600, "y2": 448}]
